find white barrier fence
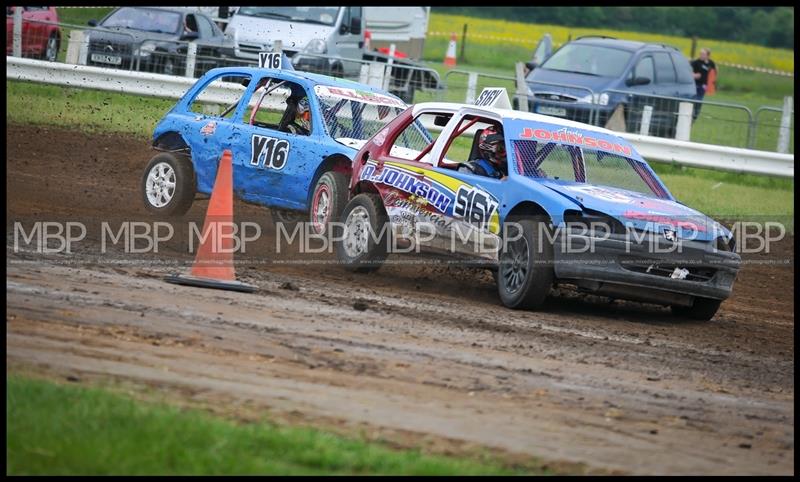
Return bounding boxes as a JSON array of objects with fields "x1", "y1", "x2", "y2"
[{"x1": 7, "y1": 56, "x2": 794, "y2": 178}]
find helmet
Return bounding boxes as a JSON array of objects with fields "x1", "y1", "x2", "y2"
[
  {"x1": 296, "y1": 97, "x2": 311, "y2": 131},
  {"x1": 478, "y1": 125, "x2": 506, "y2": 166}
]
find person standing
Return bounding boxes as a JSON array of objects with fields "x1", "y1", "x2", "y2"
[{"x1": 691, "y1": 48, "x2": 717, "y2": 120}]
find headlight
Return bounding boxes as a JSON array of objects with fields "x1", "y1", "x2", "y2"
[
  {"x1": 138, "y1": 43, "x2": 157, "y2": 58},
  {"x1": 303, "y1": 38, "x2": 326, "y2": 54},
  {"x1": 577, "y1": 93, "x2": 610, "y2": 105}
]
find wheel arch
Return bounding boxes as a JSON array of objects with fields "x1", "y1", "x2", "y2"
[
  {"x1": 504, "y1": 200, "x2": 554, "y2": 224},
  {"x1": 306, "y1": 153, "x2": 353, "y2": 207}
]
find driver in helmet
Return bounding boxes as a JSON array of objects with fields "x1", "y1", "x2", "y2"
[
  {"x1": 287, "y1": 96, "x2": 311, "y2": 135},
  {"x1": 458, "y1": 125, "x2": 507, "y2": 179}
]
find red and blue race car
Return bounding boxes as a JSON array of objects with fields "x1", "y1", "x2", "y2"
[{"x1": 334, "y1": 98, "x2": 741, "y2": 320}]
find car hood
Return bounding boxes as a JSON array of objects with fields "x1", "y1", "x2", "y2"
[
  {"x1": 526, "y1": 68, "x2": 615, "y2": 98},
  {"x1": 536, "y1": 179, "x2": 728, "y2": 241},
  {"x1": 228, "y1": 15, "x2": 335, "y2": 51},
  {"x1": 88, "y1": 27, "x2": 179, "y2": 44}
]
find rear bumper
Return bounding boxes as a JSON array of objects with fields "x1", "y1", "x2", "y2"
[{"x1": 553, "y1": 231, "x2": 741, "y2": 303}]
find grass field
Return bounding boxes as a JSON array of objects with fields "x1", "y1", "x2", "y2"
[
  {"x1": 6, "y1": 375, "x2": 532, "y2": 475},
  {"x1": 423, "y1": 13, "x2": 795, "y2": 73},
  {"x1": 6, "y1": 79, "x2": 793, "y2": 222}
]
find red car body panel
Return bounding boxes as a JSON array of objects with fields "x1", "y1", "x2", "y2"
[{"x1": 6, "y1": 6, "x2": 60, "y2": 57}]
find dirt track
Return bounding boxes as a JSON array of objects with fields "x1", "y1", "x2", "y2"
[{"x1": 6, "y1": 124, "x2": 795, "y2": 475}]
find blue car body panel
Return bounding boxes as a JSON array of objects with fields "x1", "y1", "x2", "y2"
[{"x1": 152, "y1": 66, "x2": 404, "y2": 211}]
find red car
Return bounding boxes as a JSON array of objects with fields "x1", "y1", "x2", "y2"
[{"x1": 6, "y1": 6, "x2": 60, "y2": 62}]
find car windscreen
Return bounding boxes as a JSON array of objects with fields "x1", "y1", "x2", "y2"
[
  {"x1": 540, "y1": 44, "x2": 633, "y2": 78},
  {"x1": 511, "y1": 138, "x2": 670, "y2": 199},
  {"x1": 101, "y1": 7, "x2": 181, "y2": 35},
  {"x1": 237, "y1": 7, "x2": 340, "y2": 26},
  {"x1": 314, "y1": 85, "x2": 407, "y2": 146}
]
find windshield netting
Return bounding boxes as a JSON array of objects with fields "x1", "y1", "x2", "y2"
[{"x1": 512, "y1": 139, "x2": 669, "y2": 198}]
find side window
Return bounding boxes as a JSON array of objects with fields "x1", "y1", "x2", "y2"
[
  {"x1": 184, "y1": 14, "x2": 198, "y2": 34},
  {"x1": 188, "y1": 74, "x2": 252, "y2": 118},
  {"x1": 196, "y1": 16, "x2": 214, "y2": 38},
  {"x1": 242, "y1": 78, "x2": 311, "y2": 134},
  {"x1": 350, "y1": 7, "x2": 362, "y2": 34},
  {"x1": 653, "y1": 52, "x2": 676, "y2": 84},
  {"x1": 439, "y1": 116, "x2": 501, "y2": 166},
  {"x1": 672, "y1": 53, "x2": 695, "y2": 84},
  {"x1": 634, "y1": 56, "x2": 655, "y2": 82},
  {"x1": 389, "y1": 112, "x2": 449, "y2": 162}
]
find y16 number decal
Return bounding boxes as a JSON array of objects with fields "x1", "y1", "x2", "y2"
[
  {"x1": 251, "y1": 135, "x2": 290, "y2": 170},
  {"x1": 454, "y1": 186, "x2": 498, "y2": 228}
]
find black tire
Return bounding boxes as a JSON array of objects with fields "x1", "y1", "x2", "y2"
[
  {"x1": 334, "y1": 193, "x2": 390, "y2": 273},
  {"x1": 671, "y1": 297, "x2": 722, "y2": 321},
  {"x1": 141, "y1": 152, "x2": 195, "y2": 217},
  {"x1": 270, "y1": 208, "x2": 305, "y2": 235},
  {"x1": 309, "y1": 171, "x2": 349, "y2": 236},
  {"x1": 497, "y1": 217, "x2": 554, "y2": 310}
]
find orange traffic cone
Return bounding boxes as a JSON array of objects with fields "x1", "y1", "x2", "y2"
[
  {"x1": 165, "y1": 149, "x2": 257, "y2": 293},
  {"x1": 443, "y1": 32, "x2": 457, "y2": 68}
]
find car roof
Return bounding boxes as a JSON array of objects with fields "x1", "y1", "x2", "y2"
[
  {"x1": 570, "y1": 36, "x2": 680, "y2": 53},
  {"x1": 202, "y1": 66, "x2": 405, "y2": 101},
  {"x1": 412, "y1": 102, "x2": 624, "y2": 138}
]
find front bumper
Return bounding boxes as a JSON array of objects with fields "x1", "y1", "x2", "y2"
[
  {"x1": 527, "y1": 98, "x2": 615, "y2": 125},
  {"x1": 553, "y1": 229, "x2": 741, "y2": 304}
]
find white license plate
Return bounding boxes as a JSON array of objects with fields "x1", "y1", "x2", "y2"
[
  {"x1": 91, "y1": 53, "x2": 122, "y2": 65},
  {"x1": 536, "y1": 105, "x2": 567, "y2": 117}
]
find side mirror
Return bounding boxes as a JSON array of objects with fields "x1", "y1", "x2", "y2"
[
  {"x1": 88, "y1": 19, "x2": 98, "y2": 27},
  {"x1": 350, "y1": 18, "x2": 361, "y2": 35},
  {"x1": 626, "y1": 76, "x2": 651, "y2": 86},
  {"x1": 525, "y1": 61, "x2": 538, "y2": 71},
  {"x1": 181, "y1": 31, "x2": 199, "y2": 41},
  {"x1": 434, "y1": 114, "x2": 451, "y2": 127}
]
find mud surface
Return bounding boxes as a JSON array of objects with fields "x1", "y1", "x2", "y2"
[{"x1": 6, "y1": 124, "x2": 795, "y2": 474}]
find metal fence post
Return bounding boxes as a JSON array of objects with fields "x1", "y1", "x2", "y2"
[
  {"x1": 639, "y1": 105, "x2": 653, "y2": 136},
  {"x1": 382, "y1": 43, "x2": 396, "y2": 92},
  {"x1": 465, "y1": 72, "x2": 478, "y2": 104},
  {"x1": 65, "y1": 30, "x2": 84, "y2": 65},
  {"x1": 777, "y1": 96, "x2": 793, "y2": 154},
  {"x1": 185, "y1": 42, "x2": 197, "y2": 78},
  {"x1": 13, "y1": 7, "x2": 23, "y2": 57},
  {"x1": 675, "y1": 102, "x2": 694, "y2": 141},
  {"x1": 514, "y1": 62, "x2": 529, "y2": 112}
]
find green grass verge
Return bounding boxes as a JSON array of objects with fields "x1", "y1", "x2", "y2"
[
  {"x1": 6, "y1": 79, "x2": 793, "y2": 221},
  {"x1": 6, "y1": 375, "x2": 535, "y2": 475}
]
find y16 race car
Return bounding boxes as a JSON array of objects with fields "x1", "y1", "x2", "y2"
[
  {"x1": 334, "y1": 95, "x2": 741, "y2": 320},
  {"x1": 140, "y1": 65, "x2": 407, "y2": 233}
]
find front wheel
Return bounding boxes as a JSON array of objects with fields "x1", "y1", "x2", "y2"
[
  {"x1": 671, "y1": 297, "x2": 722, "y2": 321},
  {"x1": 309, "y1": 171, "x2": 349, "y2": 236},
  {"x1": 497, "y1": 217, "x2": 554, "y2": 310},
  {"x1": 334, "y1": 193, "x2": 390, "y2": 273},
  {"x1": 141, "y1": 152, "x2": 195, "y2": 217}
]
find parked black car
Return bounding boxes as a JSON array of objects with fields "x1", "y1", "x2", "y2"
[
  {"x1": 85, "y1": 7, "x2": 235, "y2": 76},
  {"x1": 517, "y1": 36, "x2": 697, "y2": 139}
]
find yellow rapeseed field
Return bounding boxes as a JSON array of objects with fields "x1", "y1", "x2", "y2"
[{"x1": 428, "y1": 13, "x2": 794, "y2": 73}]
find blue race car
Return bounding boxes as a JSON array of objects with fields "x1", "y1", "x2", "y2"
[
  {"x1": 337, "y1": 99, "x2": 741, "y2": 320},
  {"x1": 140, "y1": 66, "x2": 408, "y2": 233}
]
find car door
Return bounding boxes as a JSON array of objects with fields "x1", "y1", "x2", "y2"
[
  {"x1": 366, "y1": 110, "x2": 504, "y2": 256},
  {"x1": 233, "y1": 78, "x2": 320, "y2": 210}
]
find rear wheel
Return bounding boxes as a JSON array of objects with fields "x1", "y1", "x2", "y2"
[
  {"x1": 497, "y1": 217, "x2": 554, "y2": 310},
  {"x1": 671, "y1": 297, "x2": 722, "y2": 321},
  {"x1": 335, "y1": 193, "x2": 390, "y2": 273},
  {"x1": 141, "y1": 152, "x2": 195, "y2": 217},
  {"x1": 309, "y1": 171, "x2": 349, "y2": 236}
]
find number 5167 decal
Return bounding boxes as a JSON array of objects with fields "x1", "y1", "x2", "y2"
[{"x1": 251, "y1": 134, "x2": 290, "y2": 170}]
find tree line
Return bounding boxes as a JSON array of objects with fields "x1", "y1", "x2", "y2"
[{"x1": 433, "y1": 7, "x2": 794, "y2": 50}]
